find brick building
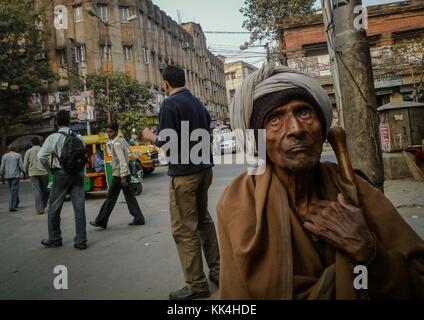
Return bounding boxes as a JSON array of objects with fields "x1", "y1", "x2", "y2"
[
  {"x1": 9, "y1": 0, "x2": 228, "y2": 139},
  {"x1": 280, "y1": 0, "x2": 424, "y2": 110}
]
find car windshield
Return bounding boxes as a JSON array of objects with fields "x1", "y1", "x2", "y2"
[{"x1": 221, "y1": 133, "x2": 236, "y2": 141}]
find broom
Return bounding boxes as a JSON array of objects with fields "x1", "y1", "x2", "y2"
[{"x1": 402, "y1": 151, "x2": 424, "y2": 182}]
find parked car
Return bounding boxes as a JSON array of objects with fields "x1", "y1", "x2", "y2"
[{"x1": 220, "y1": 132, "x2": 238, "y2": 154}]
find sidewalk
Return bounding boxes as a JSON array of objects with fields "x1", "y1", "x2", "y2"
[{"x1": 384, "y1": 178, "x2": 424, "y2": 238}]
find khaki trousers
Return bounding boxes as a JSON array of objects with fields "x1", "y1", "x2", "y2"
[{"x1": 169, "y1": 168, "x2": 220, "y2": 291}]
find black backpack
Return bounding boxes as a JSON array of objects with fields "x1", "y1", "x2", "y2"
[{"x1": 57, "y1": 131, "x2": 87, "y2": 174}]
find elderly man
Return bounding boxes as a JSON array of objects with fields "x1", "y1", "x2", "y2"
[{"x1": 217, "y1": 63, "x2": 424, "y2": 299}]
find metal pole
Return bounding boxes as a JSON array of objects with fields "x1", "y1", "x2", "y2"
[
  {"x1": 266, "y1": 43, "x2": 271, "y2": 62},
  {"x1": 332, "y1": 0, "x2": 384, "y2": 190},
  {"x1": 82, "y1": 61, "x2": 91, "y2": 135},
  {"x1": 105, "y1": 23, "x2": 111, "y2": 123}
]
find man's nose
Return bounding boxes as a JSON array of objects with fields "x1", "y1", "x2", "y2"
[{"x1": 286, "y1": 115, "x2": 305, "y2": 137}]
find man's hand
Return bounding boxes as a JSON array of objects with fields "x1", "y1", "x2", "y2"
[
  {"x1": 142, "y1": 127, "x2": 157, "y2": 143},
  {"x1": 121, "y1": 177, "x2": 128, "y2": 188},
  {"x1": 303, "y1": 193, "x2": 375, "y2": 264}
]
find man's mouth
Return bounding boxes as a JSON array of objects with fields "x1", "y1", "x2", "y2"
[{"x1": 287, "y1": 145, "x2": 310, "y2": 152}]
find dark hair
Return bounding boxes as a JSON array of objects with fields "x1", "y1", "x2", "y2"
[
  {"x1": 105, "y1": 122, "x2": 119, "y2": 132},
  {"x1": 31, "y1": 137, "x2": 41, "y2": 145},
  {"x1": 56, "y1": 110, "x2": 70, "y2": 126},
  {"x1": 162, "y1": 65, "x2": 185, "y2": 88}
]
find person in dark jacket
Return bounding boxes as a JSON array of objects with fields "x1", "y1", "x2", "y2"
[{"x1": 143, "y1": 65, "x2": 220, "y2": 300}]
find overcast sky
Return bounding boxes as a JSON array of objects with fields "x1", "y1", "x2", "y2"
[{"x1": 153, "y1": 0, "x2": 406, "y2": 67}]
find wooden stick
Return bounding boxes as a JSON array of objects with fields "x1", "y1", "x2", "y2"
[{"x1": 327, "y1": 126, "x2": 357, "y2": 190}]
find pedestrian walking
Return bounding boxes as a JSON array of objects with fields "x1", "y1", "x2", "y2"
[
  {"x1": 24, "y1": 137, "x2": 49, "y2": 214},
  {"x1": 38, "y1": 110, "x2": 88, "y2": 250},
  {"x1": 90, "y1": 122, "x2": 145, "y2": 229},
  {"x1": 0, "y1": 145, "x2": 24, "y2": 212},
  {"x1": 143, "y1": 65, "x2": 220, "y2": 300}
]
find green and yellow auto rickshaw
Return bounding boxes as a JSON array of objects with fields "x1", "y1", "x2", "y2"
[
  {"x1": 81, "y1": 133, "x2": 143, "y2": 195},
  {"x1": 48, "y1": 133, "x2": 143, "y2": 195}
]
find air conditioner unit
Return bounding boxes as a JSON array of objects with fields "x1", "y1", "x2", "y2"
[
  {"x1": 34, "y1": 52, "x2": 47, "y2": 61},
  {"x1": 182, "y1": 42, "x2": 190, "y2": 49}
]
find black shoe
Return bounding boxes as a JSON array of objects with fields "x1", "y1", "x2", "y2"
[
  {"x1": 209, "y1": 273, "x2": 219, "y2": 287},
  {"x1": 74, "y1": 242, "x2": 88, "y2": 250},
  {"x1": 129, "y1": 218, "x2": 145, "y2": 226},
  {"x1": 9, "y1": 208, "x2": 17, "y2": 212},
  {"x1": 169, "y1": 286, "x2": 210, "y2": 300},
  {"x1": 41, "y1": 239, "x2": 62, "y2": 248},
  {"x1": 89, "y1": 221, "x2": 106, "y2": 229}
]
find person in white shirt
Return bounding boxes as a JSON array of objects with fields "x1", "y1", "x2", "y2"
[
  {"x1": 90, "y1": 122, "x2": 145, "y2": 229},
  {"x1": 0, "y1": 145, "x2": 24, "y2": 212},
  {"x1": 24, "y1": 137, "x2": 49, "y2": 214}
]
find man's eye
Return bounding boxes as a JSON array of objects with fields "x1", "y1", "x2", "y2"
[
  {"x1": 299, "y1": 110, "x2": 312, "y2": 118},
  {"x1": 269, "y1": 115, "x2": 280, "y2": 125}
]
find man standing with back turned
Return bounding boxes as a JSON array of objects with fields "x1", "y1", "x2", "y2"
[
  {"x1": 143, "y1": 65, "x2": 220, "y2": 300},
  {"x1": 38, "y1": 110, "x2": 87, "y2": 250}
]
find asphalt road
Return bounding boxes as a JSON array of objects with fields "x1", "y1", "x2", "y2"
[{"x1": 0, "y1": 154, "x2": 252, "y2": 299}]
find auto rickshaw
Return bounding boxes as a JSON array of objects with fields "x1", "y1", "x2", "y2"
[{"x1": 82, "y1": 133, "x2": 143, "y2": 195}]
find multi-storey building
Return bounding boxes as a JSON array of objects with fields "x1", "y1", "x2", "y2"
[
  {"x1": 224, "y1": 60, "x2": 257, "y2": 107},
  {"x1": 9, "y1": 0, "x2": 228, "y2": 139},
  {"x1": 280, "y1": 0, "x2": 424, "y2": 109}
]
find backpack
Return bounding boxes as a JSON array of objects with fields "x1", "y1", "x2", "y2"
[{"x1": 57, "y1": 131, "x2": 87, "y2": 174}]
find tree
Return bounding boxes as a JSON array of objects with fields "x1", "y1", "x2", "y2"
[
  {"x1": 117, "y1": 107, "x2": 148, "y2": 140},
  {"x1": 78, "y1": 72, "x2": 152, "y2": 134},
  {"x1": 0, "y1": 0, "x2": 55, "y2": 151},
  {"x1": 240, "y1": 0, "x2": 315, "y2": 45}
]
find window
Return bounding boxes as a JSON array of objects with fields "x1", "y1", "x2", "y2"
[
  {"x1": 73, "y1": 5, "x2": 83, "y2": 22},
  {"x1": 100, "y1": 45, "x2": 112, "y2": 61},
  {"x1": 123, "y1": 46, "x2": 133, "y2": 61},
  {"x1": 57, "y1": 49, "x2": 66, "y2": 66},
  {"x1": 119, "y1": 6, "x2": 130, "y2": 21},
  {"x1": 96, "y1": 4, "x2": 108, "y2": 22},
  {"x1": 75, "y1": 44, "x2": 86, "y2": 63},
  {"x1": 143, "y1": 48, "x2": 151, "y2": 64}
]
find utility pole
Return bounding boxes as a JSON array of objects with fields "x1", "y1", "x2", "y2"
[
  {"x1": 321, "y1": 0, "x2": 344, "y2": 128},
  {"x1": 331, "y1": 0, "x2": 384, "y2": 190},
  {"x1": 265, "y1": 43, "x2": 271, "y2": 62},
  {"x1": 82, "y1": 61, "x2": 91, "y2": 135},
  {"x1": 104, "y1": 24, "x2": 111, "y2": 123}
]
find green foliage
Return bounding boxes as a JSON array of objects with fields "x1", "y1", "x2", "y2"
[
  {"x1": 240, "y1": 0, "x2": 315, "y2": 44},
  {"x1": 0, "y1": 0, "x2": 55, "y2": 126},
  {"x1": 77, "y1": 72, "x2": 152, "y2": 136},
  {"x1": 117, "y1": 107, "x2": 148, "y2": 139}
]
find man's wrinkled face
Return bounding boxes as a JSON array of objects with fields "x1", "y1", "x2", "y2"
[{"x1": 264, "y1": 99, "x2": 323, "y2": 172}]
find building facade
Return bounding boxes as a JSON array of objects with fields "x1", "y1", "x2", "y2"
[
  {"x1": 224, "y1": 60, "x2": 257, "y2": 109},
  {"x1": 9, "y1": 0, "x2": 228, "y2": 139},
  {"x1": 280, "y1": 0, "x2": 424, "y2": 109}
]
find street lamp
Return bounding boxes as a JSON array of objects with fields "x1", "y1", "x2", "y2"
[{"x1": 87, "y1": 7, "x2": 137, "y2": 123}]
